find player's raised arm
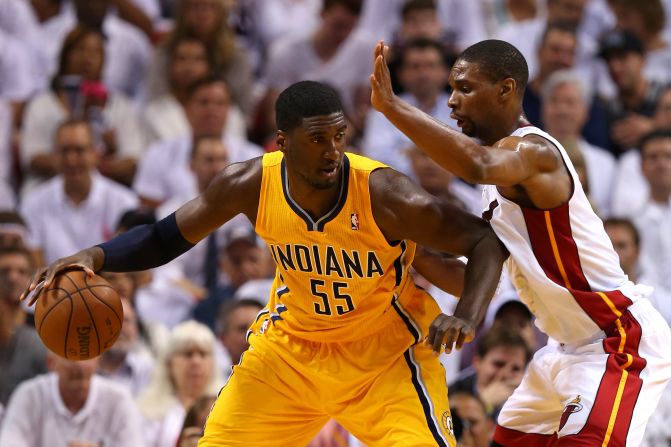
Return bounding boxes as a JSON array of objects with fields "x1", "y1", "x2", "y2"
[
  {"x1": 22, "y1": 158, "x2": 263, "y2": 304},
  {"x1": 370, "y1": 41, "x2": 559, "y2": 188},
  {"x1": 370, "y1": 167, "x2": 508, "y2": 353}
]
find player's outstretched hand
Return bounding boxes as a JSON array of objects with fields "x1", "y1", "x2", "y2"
[
  {"x1": 426, "y1": 313, "x2": 476, "y2": 354},
  {"x1": 20, "y1": 248, "x2": 100, "y2": 306},
  {"x1": 370, "y1": 40, "x2": 396, "y2": 113}
]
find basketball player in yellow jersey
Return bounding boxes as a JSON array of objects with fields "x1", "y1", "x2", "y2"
[{"x1": 24, "y1": 81, "x2": 508, "y2": 446}]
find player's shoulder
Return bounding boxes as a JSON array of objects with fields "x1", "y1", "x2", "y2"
[{"x1": 345, "y1": 152, "x2": 389, "y2": 172}]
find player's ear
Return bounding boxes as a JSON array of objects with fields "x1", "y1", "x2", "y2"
[
  {"x1": 500, "y1": 78, "x2": 516, "y2": 101},
  {"x1": 276, "y1": 131, "x2": 288, "y2": 154}
]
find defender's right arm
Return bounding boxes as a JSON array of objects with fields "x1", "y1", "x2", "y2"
[{"x1": 21, "y1": 158, "x2": 263, "y2": 304}]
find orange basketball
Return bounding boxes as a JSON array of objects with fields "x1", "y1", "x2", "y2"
[{"x1": 34, "y1": 270, "x2": 123, "y2": 360}]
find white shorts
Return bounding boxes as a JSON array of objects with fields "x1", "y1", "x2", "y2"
[{"x1": 494, "y1": 298, "x2": 671, "y2": 446}]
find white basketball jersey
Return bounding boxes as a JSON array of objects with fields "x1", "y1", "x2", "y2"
[{"x1": 482, "y1": 126, "x2": 651, "y2": 344}]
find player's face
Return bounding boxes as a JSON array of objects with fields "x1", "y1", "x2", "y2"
[
  {"x1": 280, "y1": 112, "x2": 347, "y2": 190},
  {"x1": 448, "y1": 60, "x2": 503, "y2": 139}
]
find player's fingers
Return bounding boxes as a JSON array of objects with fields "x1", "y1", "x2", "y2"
[
  {"x1": 426, "y1": 318, "x2": 439, "y2": 347},
  {"x1": 443, "y1": 326, "x2": 460, "y2": 354},
  {"x1": 455, "y1": 331, "x2": 467, "y2": 351},
  {"x1": 383, "y1": 44, "x2": 390, "y2": 61}
]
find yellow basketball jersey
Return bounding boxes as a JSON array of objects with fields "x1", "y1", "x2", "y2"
[{"x1": 255, "y1": 151, "x2": 419, "y2": 342}]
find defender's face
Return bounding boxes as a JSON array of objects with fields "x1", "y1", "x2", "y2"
[
  {"x1": 280, "y1": 112, "x2": 347, "y2": 190},
  {"x1": 448, "y1": 60, "x2": 501, "y2": 139}
]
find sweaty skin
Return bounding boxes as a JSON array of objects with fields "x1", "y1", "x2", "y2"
[{"x1": 23, "y1": 112, "x2": 507, "y2": 354}]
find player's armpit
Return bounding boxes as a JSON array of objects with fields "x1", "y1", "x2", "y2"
[{"x1": 176, "y1": 157, "x2": 263, "y2": 244}]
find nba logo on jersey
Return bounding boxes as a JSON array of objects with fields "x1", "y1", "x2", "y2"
[
  {"x1": 350, "y1": 213, "x2": 359, "y2": 230},
  {"x1": 559, "y1": 395, "x2": 583, "y2": 431},
  {"x1": 441, "y1": 411, "x2": 454, "y2": 437}
]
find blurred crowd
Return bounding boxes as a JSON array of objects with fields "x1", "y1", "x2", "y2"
[{"x1": 0, "y1": 0, "x2": 670, "y2": 446}]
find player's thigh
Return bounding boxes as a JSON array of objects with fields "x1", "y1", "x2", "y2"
[
  {"x1": 199, "y1": 339, "x2": 328, "y2": 446},
  {"x1": 494, "y1": 345, "x2": 563, "y2": 447},
  {"x1": 337, "y1": 343, "x2": 456, "y2": 447}
]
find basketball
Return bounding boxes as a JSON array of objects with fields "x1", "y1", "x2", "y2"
[{"x1": 34, "y1": 269, "x2": 123, "y2": 360}]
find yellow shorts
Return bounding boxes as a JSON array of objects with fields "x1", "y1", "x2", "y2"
[{"x1": 199, "y1": 288, "x2": 456, "y2": 447}]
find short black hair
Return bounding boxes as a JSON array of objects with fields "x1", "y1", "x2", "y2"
[
  {"x1": 217, "y1": 298, "x2": 264, "y2": 334},
  {"x1": 457, "y1": 39, "x2": 529, "y2": 96},
  {"x1": 400, "y1": 38, "x2": 449, "y2": 67},
  {"x1": 476, "y1": 324, "x2": 532, "y2": 363},
  {"x1": 401, "y1": 0, "x2": 436, "y2": 19},
  {"x1": 322, "y1": 0, "x2": 362, "y2": 15},
  {"x1": 638, "y1": 129, "x2": 671, "y2": 155},
  {"x1": 275, "y1": 81, "x2": 344, "y2": 132},
  {"x1": 603, "y1": 217, "x2": 640, "y2": 247},
  {"x1": 186, "y1": 74, "x2": 229, "y2": 100}
]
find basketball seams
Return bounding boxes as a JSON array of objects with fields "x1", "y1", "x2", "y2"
[
  {"x1": 63, "y1": 294, "x2": 74, "y2": 359},
  {"x1": 63, "y1": 272, "x2": 101, "y2": 358},
  {"x1": 83, "y1": 276, "x2": 123, "y2": 325},
  {"x1": 35, "y1": 287, "x2": 71, "y2": 333}
]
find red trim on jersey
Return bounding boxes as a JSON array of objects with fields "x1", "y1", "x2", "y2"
[
  {"x1": 493, "y1": 426, "x2": 557, "y2": 446},
  {"x1": 522, "y1": 204, "x2": 632, "y2": 329},
  {"x1": 558, "y1": 310, "x2": 645, "y2": 446}
]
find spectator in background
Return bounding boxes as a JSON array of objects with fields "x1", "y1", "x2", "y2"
[
  {"x1": 620, "y1": 130, "x2": 671, "y2": 294},
  {"x1": 612, "y1": 86, "x2": 671, "y2": 216},
  {"x1": 604, "y1": 217, "x2": 671, "y2": 325},
  {"x1": 363, "y1": 38, "x2": 456, "y2": 177},
  {"x1": 450, "y1": 391, "x2": 495, "y2": 447},
  {"x1": 541, "y1": 69, "x2": 616, "y2": 215},
  {"x1": 21, "y1": 26, "x2": 146, "y2": 190},
  {"x1": 193, "y1": 229, "x2": 274, "y2": 331},
  {"x1": 607, "y1": 0, "x2": 671, "y2": 85},
  {"x1": 216, "y1": 298, "x2": 264, "y2": 373},
  {"x1": 134, "y1": 76, "x2": 262, "y2": 209},
  {"x1": 176, "y1": 395, "x2": 218, "y2": 447},
  {"x1": 97, "y1": 297, "x2": 155, "y2": 396},
  {"x1": 137, "y1": 320, "x2": 223, "y2": 447},
  {"x1": 0, "y1": 212, "x2": 30, "y2": 249},
  {"x1": 450, "y1": 325, "x2": 532, "y2": 419},
  {"x1": 0, "y1": 353, "x2": 144, "y2": 447},
  {"x1": 599, "y1": 29, "x2": 668, "y2": 155},
  {"x1": 0, "y1": 245, "x2": 46, "y2": 406},
  {"x1": 20, "y1": 119, "x2": 138, "y2": 265},
  {"x1": 149, "y1": 0, "x2": 254, "y2": 117},
  {"x1": 256, "y1": 0, "x2": 374, "y2": 144},
  {"x1": 406, "y1": 146, "x2": 481, "y2": 215}
]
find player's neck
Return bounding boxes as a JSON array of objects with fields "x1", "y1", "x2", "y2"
[
  {"x1": 482, "y1": 113, "x2": 528, "y2": 145},
  {"x1": 287, "y1": 171, "x2": 342, "y2": 222}
]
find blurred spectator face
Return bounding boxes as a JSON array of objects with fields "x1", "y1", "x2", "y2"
[
  {"x1": 611, "y1": 4, "x2": 646, "y2": 38},
  {"x1": 182, "y1": 0, "x2": 223, "y2": 38},
  {"x1": 653, "y1": 89, "x2": 671, "y2": 128},
  {"x1": 56, "y1": 123, "x2": 99, "y2": 183},
  {"x1": 0, "y1": 250, "x2": 32, "y2": 304},
  {"x1": 537, "y1": 29, "x2": 576, "y2": 79},
  {"x1": 186, "y1": 82, "x2": 230, "y2": 137},
  {"x1": 221, "y1": 240, "x2": 273, "y2": 289},
  {"x1": 64, "y1": 31, "x2": 104, "y2": 81},
  {"x1": 48, "y1": 354, "x2": 99, "y2": 402},
  {"x1": 100, "y1": 271, "x2": 135, "y2": 301},
  {"x1": 170, "y1": 40, "x2": 211, "y2": 91},
  {"x1": 604, "y1": 223, "x2": 639, "y2": 275},
  {"x1": 606, "y1": 52, "x2": 645, "y2": 93},
  {"x1": 548, "y1": 0, "x2": 587, "y2": 27},
  {"x1": 401, "y1": 7, "x2": 441, "y2": 41},
  {"x1": 493, "y1": 305, "x2": 536, "y2": 352},
  {"x1": 220, "y1": 303, "x2": 262, "y2": 364},
  {"x1": 321, "y1": 3, "x2": 359, "y2": 48},
  {"x1": 408, "y1": 147, "x2": 454, "y2": 195},
  {"x1": 542, "y1": 81, "x2": 587, "y2": 138},
  {"x1": 641, "y1": 137, "x2": 671, "y2": 196},
  {"x1": 169, "y1": 343, "x2": 213, "y2": 397},
  {"x1": 451, "y1": 393, "x2": 494, "y2": 447},
  {"x1": 108, "y1": 298, "x2": 139, "y2": 355},
  {"x1": 474, "y1": 345, "x2": 526, "y2": 389},
  {"x1": 190, "y1": 138, "x2": 229, "y2": 192},
  {"x1": 399, "y1": 46, "x2": 448, "y2": 102},
  {"x1": 73, "y1": 0, "x2": 109, "y2": 29}
]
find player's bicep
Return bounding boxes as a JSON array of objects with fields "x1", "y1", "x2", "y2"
[
  {"x1": 477, "y1": 137, "x2": 558, "y2": 186},
  {"x1": 176, "y1": 158, "x2": 262, "y2": 244}
]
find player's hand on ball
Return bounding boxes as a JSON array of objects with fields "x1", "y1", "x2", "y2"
[
  {"x1": 426, "y1": 313, "x2": 476, "y2": 354},
  {"x1": 370, "y1": 40, "x2": 396, "y2": 113},
  {"x1": 21, "y1": 248, "x2": 100, "y2": 306}
]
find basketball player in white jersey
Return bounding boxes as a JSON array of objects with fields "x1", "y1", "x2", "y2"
[{"x1": 371, "y1": 39, "x2": 671, "y2": 446}]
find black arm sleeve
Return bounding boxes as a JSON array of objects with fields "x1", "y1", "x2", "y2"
[{"x1": 97, "y1": 212, "x2": 195, "y2": 272}]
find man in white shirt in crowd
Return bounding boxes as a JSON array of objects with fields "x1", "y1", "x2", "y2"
[
  {"x1": 20, "y1": 119, "x2": 138, "y2": 264},
  {"x1": 622, "y1": 130, "x2": 671, "y2": 292},
  {"x1": 0, "y1": 353, "x2": 144, "y2": 447},
  {"x1": 604, "y1": 217, "x2": 671, "y2": 326},
  {"x1": 540, "y1": 69, "x2": 616, "y2": 216},
  {"x1": 97, "y1": 297, "x2": 155, "y2": 397},
  {"x1": 363, "y1": 38, "x2": 456, "y2": 177},
  {"x1": 133, "y1": 76, "x2": 262, "y2": 209}
]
